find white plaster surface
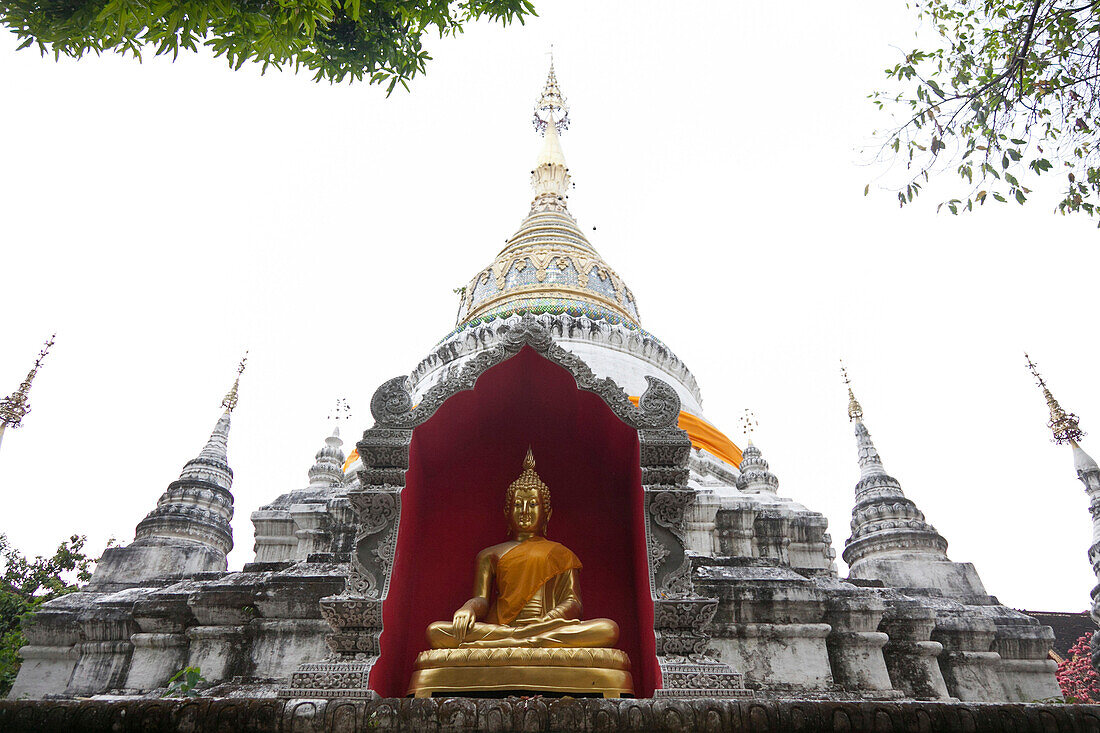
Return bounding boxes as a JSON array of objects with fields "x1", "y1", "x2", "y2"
[
  {"x1": 6, "y1": 646, "x2": 78, "y2": 700},
  {"x1": 711, "y1": 623, "x2": 834, "y2": 690}
]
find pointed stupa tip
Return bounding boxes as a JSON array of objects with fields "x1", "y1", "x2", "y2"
[
  {"x1": 529, "y1": 57, "x2": 572, "y2": 210},
  {"x1": 840, "y1": 362, "x2": 864, "y2": 422},
  {"x1": 325, "y1": 425, "x2": 343, "y2": 450},
  {"x1": 1025, "y1": 352, "x2": 1084, "y2": 444},
  {"x1": 198, "y1": 410, "x2": 232, "y2": 463},
  {"x1": 221, "y1": 351, "x2": 248, "y2": 414},
  {"x1": 533, "y1": 54, "x2": 569, "y2": 136},
  {"x1": 0, "y1": 333, "x2": 56, "y2": 430}
]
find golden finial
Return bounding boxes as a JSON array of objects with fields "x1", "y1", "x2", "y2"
[
  {"x1": 840, "y1": 360, "x2": 863, "y2": 422},
  {"x1": 523, "y1": 446, "x2": 536, "y2": 471},
  {"x1": 533, "y1": 52, "x2": 569, "y2": 135},
  {"x1": 740, "y1": 409, "x2": 758, "y2": 444},
  {"x1": 221, "y1": 351, "x2": 248, "y2": 413},
  {"x1": 0, "y1": 334, "x2": 55, "y2": 430},
  {"x1": 1025, "y1": 352, "x2": 1084, "y2": 444}
]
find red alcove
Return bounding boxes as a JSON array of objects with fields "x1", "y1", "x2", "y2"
[{"x1": 368, "y1": 346, "x2": 659, "y2": 697}]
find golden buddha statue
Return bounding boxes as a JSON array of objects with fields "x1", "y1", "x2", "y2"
[{"x1": 407, "y1": 449, "x2": 633, "y2": 698}]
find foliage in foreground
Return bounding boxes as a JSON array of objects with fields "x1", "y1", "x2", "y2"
[
  {"x1": 163, "y1": 666, "x2": 207, "y2": 697},
  {"x1": 1056, "y1": 632, "x2": 1100, "y2": 702},
  {"x1": 0, "y1": 534, "x2": 93, "y2": 698},
  {"x1": 1, "y1": 0, "x2": 536, "y2": 87},
  {"x1": 872, "y1": 0, "x2": 1100, "y2": 221}
]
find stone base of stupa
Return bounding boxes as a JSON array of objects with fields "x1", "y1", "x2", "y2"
[{"x1": 4, "y1": 697, "x2": 1099, "y2": 732}]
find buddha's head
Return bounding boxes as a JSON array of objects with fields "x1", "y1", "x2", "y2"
[{"x1": 505, "y1": 448, "x2": 552, "y2": 536}]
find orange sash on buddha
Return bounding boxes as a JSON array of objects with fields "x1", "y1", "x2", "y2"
[{"x1": 494, "y1": 537, "x2": 582, "y2": 625}]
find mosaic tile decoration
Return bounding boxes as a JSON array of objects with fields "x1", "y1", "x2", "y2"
[{"x1": 434, "y1": 299, "x2": 675, "y2": 350}]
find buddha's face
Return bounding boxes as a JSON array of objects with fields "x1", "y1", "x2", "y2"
[{"x1": 508, "y1": 486, "x2": 547, "y2": 536}]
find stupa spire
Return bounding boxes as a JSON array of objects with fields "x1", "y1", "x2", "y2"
[
  {"x1": 192, "y1": 411, "x2": 232, "y2": 477},
  {"x1": 454, "y1": 56, "x2": 641, "y2": 328},
  {"x1": 182, "y1": 352, "x2": 247, "y2": 474},
  {"x1": 1025, "y1": 352, "x2": 1085, "y2": 444},
  {"x1": 1025, "y1": 354, "x2": 1100, "y2": 656},
  {"x1": 533, "y1": 53, "x2": 569, "y2": 134},
  {"x1": 839, "y1": 364, "x2": 949, "y2": 575},
  {"x1": 530, "y1": 58, "x2": 572, "y2": 213},
  {"x1": 90, "y1": 361, "x2": 245, "y2": 590},
  {"x1": 0, "y1": 334, "x2": 55, "y2": 454},
  {"x1": 841, "y1": 361, "x2": 863, "y2": 423},
  {"x1": 131, "y1": 364, "x2": 243, "y2": 554},
  {"x1": 221, "y1": 351, "x2": 248, "y2": 414},
  {"x1": 841, "y1": 363, "x2": 884, "y2": 478}
]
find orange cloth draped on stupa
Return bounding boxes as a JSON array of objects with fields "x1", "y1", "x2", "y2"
[
  {"x1": 491, "y1": 537, "x2": 582, "y2": 625},
  {"x1": 342, "y1": 399, "x2": 743, "y2": 473},
  {"x1": 626, "y1": 396, "x2": 743, "y2": 468}
]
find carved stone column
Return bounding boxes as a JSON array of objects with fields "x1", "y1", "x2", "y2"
[
  {"x1": 714, "y1": 506, "x2": 755, "y2": 558},
  {"x1": 124, "y1": 585, "x2": 196, "y2": 692},
  {"x1": 752, "y1": 512, "x2": 791, "y2": 564},
  {"x1": 8, "y1": 594, "x2": 86, "y2": 700},
  {"x1": 932, "y1": 616, "x2": 1005, "y2": 701},
  {"x1": 878, "y1": 596, "x2": 950, "y2": 700},
  {"x1": 822, "y1": 587, "x2": 894, "y2": 695},
  {"x1": 280, "y1": 427, "x2": 405, "y2": 699},
  {"x1": 639, "y1": 416, "x2": 750, "y2": 698},
  {"x1": 67, "y1": 599, "x2": 137, "y2": 696},
  {"x1": 991, "y1": 616, "x2": 1060, "y2": 702}
]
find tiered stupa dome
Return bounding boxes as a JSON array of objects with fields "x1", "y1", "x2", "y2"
[
  {"x1": 345, "y1": 62, "x2": 743, "y2": 476},
  {"x1": 454, "y1": 76, "x2": 639, "y2": 328},
  {"x1": 456, "y1": 208, "x2": 640, "y2": 328}
]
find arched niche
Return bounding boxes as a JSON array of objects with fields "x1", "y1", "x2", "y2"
[{"x1": 368, "y1": 345, "x2": 659, "y2": 697}]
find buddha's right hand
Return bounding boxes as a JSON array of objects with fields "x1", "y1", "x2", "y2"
[{"x1": 452, "y1": 608, "x2": 477, "y2": 643}]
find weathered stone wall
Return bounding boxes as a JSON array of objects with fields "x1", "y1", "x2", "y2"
[{"x1": 3, "y1": 698, "x2": 1100, "y2": 732}]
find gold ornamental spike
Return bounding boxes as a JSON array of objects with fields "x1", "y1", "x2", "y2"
[
  {"x1": 1025, "y1": 352, "x2": 1084, "y2": 444},
  {"x1": 523, "y1": 446, "x2": 536, "y2": 471},
  {"x1": 221, "y1": 351, "x2": 249, "y2": 413},
  {"x1": 533, "y1": 54, "x2": 569, "y2": 135},
  {"x1": 840, "y1": 360, "x2": 863, "y2": 422},
  {"x1": 0, "y1": 333, "x2": 55, "y2": 430}
]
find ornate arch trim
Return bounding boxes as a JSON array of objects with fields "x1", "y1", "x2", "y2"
[{"x1": 369, "y1": 314, "x2": 682, "y2": 432}]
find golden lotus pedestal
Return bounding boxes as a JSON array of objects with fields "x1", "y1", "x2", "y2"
[{"x1": 407, "y1": 647, "x2": 634, "y2": 698}]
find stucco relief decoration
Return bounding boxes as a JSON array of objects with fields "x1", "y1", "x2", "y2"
[{"x1": 369, "y1": 377, "x2": 414, "y2": 426}]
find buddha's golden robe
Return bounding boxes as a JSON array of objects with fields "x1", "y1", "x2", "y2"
[
  {"x1": 491, "y1": 537, "x2": 581, "y2": 624},
  {"x1": 426, "y1": 536, "x2": 618, "y2": 649}
]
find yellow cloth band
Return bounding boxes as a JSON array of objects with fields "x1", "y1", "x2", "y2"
[{"x1": 626, "y1": 396, "x2": 742, "y2": 468}]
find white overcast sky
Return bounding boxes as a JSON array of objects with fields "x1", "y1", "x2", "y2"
[{"x1": 1, "y1": 1, "x2": 1097, "y2": 612}]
